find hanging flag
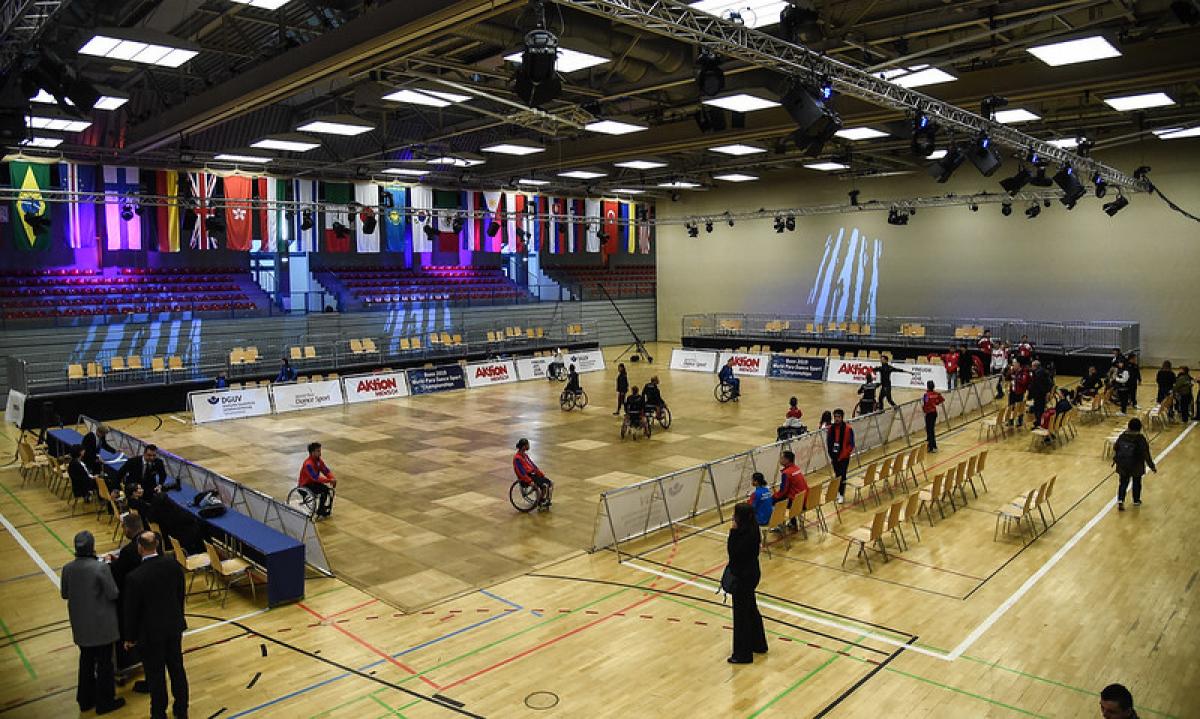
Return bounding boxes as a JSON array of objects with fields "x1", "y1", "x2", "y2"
[
  {"x1": 518, "y1": 194, "x2": 535, "y2": 254},
  {"x1": 103, "y1": 166, "x2": 142, "y2": 250},
  {"x1": 9, "y1": 162, "x2": 51, "y2": 251},
  {"x1": 323, "y1": 182, "x2": 353, "y2": 252},
  {"x1": 533, "y1": 195, "x2": 549, "y2": 255},
  {"x1": 256, "y1": 177, "x2": 286, "y2": 252},
  {"x1": 354, "y1": 182, "x2": 380, "y2": 253},
  {"x1": 60, "y1": 162, "x2": 97, "y2": 249},
  {"x1": 223, "y1": 174, "x2": 254, "y2": 251},
  {"x1": 573, "y1": 199, "x2": 586, "y2": 253},
  {"x1": 601, "y1": 199, "x2": 619, "y2": 257},
  {"x1": 410, "y1": 185, "x2": 434, "y2": 252},
  {"x1": 382, "y1": 186, "x2": 407, "y2": 252},
  {"x1": 638, "y1": 204, "x2": 653, "y2": 254},
  {"x1": 291, "y1": 179, "x2": 318, "y2": 252},
  {"x1": 585, "y1": 198, "x2": 601, "y2": 253},
  {"x1": 153, "y1": 170, "x2": 181, "y2": 252},
  {"x1": 623, "y1": 200, "x2": 636, "y2": 254},
  {"x1": 432, "y1": 189, "x2": 461, "y2": 253},
  {"x1": 481, "y1": 191, "x2": 503, "y2": 252},
  {"x1": 185, "y1": 171, "x2": 219, "y2": 250},
  {"x1": 565, "y1": 198, "x2": 578, "y2": 253}
]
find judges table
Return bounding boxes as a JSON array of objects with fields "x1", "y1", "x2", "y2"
[
  {"x1": 45, "y1": 427, "x2": 305, "y2": 606},
  {"x1": 46, "y1": 427, "x2": 125, "y2": 470}
]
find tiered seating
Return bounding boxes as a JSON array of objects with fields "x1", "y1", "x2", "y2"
[
  {"x1": 0, "y1": 267, "x2": 259, "y2": 318},
  {"x1": 323, "y1": 266, "x2": 523, "y2": 307},
  {"x1": 544, "y1": 265, "x2": 656, "y2": 298}
]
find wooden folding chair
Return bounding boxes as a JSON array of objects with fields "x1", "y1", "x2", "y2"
[
  {"x1": 815, "y1": 479, "x2": 841, "y2": 529},
  {"x1": 917, "y1": 473, "x2": 946, "y2": 524},
  {"x1": 844, "y1": 462, "x2": 880, "y2": 507},
  {"x1": 898, "y1": 492, "x2": 922, "y2": 545},
  {"x1": 205, "y1": 541, "x2": 256, "y2": 608},
  {"x1": 761, "y1": 502, "x2": 791, "y2": 558},
  {"x1": 843, "y1": 509, "x2": 888, "y2": 572},
  {"x1": 996, "y1": 488, "x2": 1040, "y2": 543}
]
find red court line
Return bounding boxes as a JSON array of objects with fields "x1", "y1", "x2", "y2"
[
  {"x1": 826, "y1": 530, "x2": 985, "y2": 580},
  {"x1": 297, "y1": 602, "x2": 441, "y2": 690},
  {"x1": 439, "y1": 560, "x2": 725, "y2": 691},
  {"x1": 323, "y1": 598, "x2": 379, "y2": 620}
]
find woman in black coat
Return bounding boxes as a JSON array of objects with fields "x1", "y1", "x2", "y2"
[{"x1": 727, "y1": 503, "x2": 768, "y2": 663}]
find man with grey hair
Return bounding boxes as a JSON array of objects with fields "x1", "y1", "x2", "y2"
[
  {"x1": 61, "y1": 530, "x2": 125, "y2": 714},
  {"x1": 107, "y1": 513, "x2": 148, "y2": 689},
  {"x1": 124, "y1": 531, "x2": 189, "y2": 719}
]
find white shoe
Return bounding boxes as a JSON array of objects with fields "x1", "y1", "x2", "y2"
[{"x1": 836, "y1": 495, "x2": 844, "y2": 504}]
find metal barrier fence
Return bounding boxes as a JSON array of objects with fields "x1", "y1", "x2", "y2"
[
  {"x1": 682, "y1": 313, "x2": 1138, "y2": 353},
  {"x1": 591, "y1": 381, "x2": 992, "y2": 553},
  {"x1": 79, "y1": 415, "x2": 331, "y2": 576}
]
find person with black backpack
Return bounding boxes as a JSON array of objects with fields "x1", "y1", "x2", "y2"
[{"x1": 1112, "y1": 418, "x2": 1156, "y2": 511}]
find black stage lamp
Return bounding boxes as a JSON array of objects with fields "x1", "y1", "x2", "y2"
[
  {"x1": 120, "y1": 203, "x2": 134, "y2": 221},
  {"x1": 300, "y1": 210, "x2": 314, "y2": 230},
  {"x1": 1054, "y1": 165, "x2": 1087, "y2": 208},
  {"x1": 779, "y1": 82, "x2": 841, "y2": 157},
  {"x1": 1001, "y1": 202, "x2": 1013, "y2": 216},
  {"x1": 1103, "y1": 193, "x2": 1129, "y2": 216},
  {"x1": 1025, "y1": 203, "x2": 1041, "y2": 219},
  {"x1": 780, "y1": 1, "x2": 821, "y2": 43},
  {"x1": 694, "y1": 50, "x2": 724, "y2": 97},
  {"x1": 1092, "y1": 173, "x2": 1107, "y2": 199},
  {"x1": 773, "y1": 215, "x2": 785, "y2": 233},
  {"x1": 513, "y1": 3, "x2": 561, "y2": 109},
  {"x1": 969, "y1": 134, "x2": 1003, "y2": 177},
  {"x1": 910, "y1": 112, "x2": 937, "y2": 157},
  {"x1": 1029, "y1": 165, "x2": 1053, "y2": 187},
  {"x1": 704, "y1": 220, "x2": 713, "y2": 234},
  {"x1": 686, "y1": 222, "x2": 699, "y2": 238},
  {"x1": 423, "y1": 223, "x2": 438, "y2": 239},
  {"x1": 360, "y1": 209, "x2": 377, "y2": 235},
  {"x1": 887, "y1": 208, "x2": 909, "y2": 226},
  {"x1": 451, "y1": 214, "x2": 464, "y2": 233},
  {"x1": 785, "y1": 214, "x2": 796, "y2": 231},
  {"x1": 1000, "y1": 166, "x2": 1031, "y2": 195},
  {"x1": 487, "y1": 220, "x2": 501, "y2": 237},
  {"x1": 927, "y1": 144, "x2": 965, "y2": 183}
]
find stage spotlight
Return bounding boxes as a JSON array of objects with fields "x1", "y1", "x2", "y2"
[
  {"x1": 512, "y1": 2, "x2": 561, "y2": 108},
  {"x1": 970, "y1": 203, "x2": 979, "y2": 212},
  {"x1": 980, "y1": 95, "x2": 1009, "y2": 120},
  {"x1": 1030, "y1": 165, "x2": 1053, "y2": 187},
  {"x1": 1103, "y1": 193, "x2": 1129, "y2": 216},
  {"x1": 1076, "y1": 137, "x2": 1095, "y2": 157},
  {"x1": 780, "y1": 1, "x2": 821, "y2": 43},
  {"x1": 1000, "y1": 166, "x2": 1031, "y2": 195},
  {"x1": 887, "y1": 208, "x2": 909, "y2": 226},
  {"x1": 1025, "y1": 203, "x2": 1041, "y2": 219},
  {"x1": 1054, "y1": 165, "x2": 1087, "y2": 208},
  {"x1": 927, "y1": 144, "x2": 965, "y2": 183},
  {"x1": 423, "y1": 223, "x2": 438, "y2": 239},
  {"x1": 785, "y1": 214, "x2": 796, "y2": 231},
  {"x1": 300, "y1": 210, "x2": 314, "y2": 230},
  {"x1": 694, "y1": 49, "x2": 724, "y2": 97},
  {"x1": 487, "y1": 221, "x2": 501, "y2": 237},
  {"x1": 848, "y1": 189, "x2": 860, "y2": 206},
  {"x1": 120, "y1": 203, "x2": 134, "y2": 221},
  {"x1": 1044, "y1": 199, "x2": 1052, "y2": 208},
  {"x1": 1001, "y1": 202, "x2": 1013, "y2": 216},
  {"x1": 332, "y1": 221, "x2": 350, "y2": 239},
  {"x1": 779, "y1": 81, "x2": 841, "y2": 157},
  {"x1": 1092, "y1": 173, "x2": 1107, "y2": 199},
  {"x1": 910, "y1": 112, "x2": 937, "y2": 157},
  {"x1": 24, "y1": 211, "x2": 51, "y2": 233},
  {"x1": 451, "y1": 214, "x2": 464, "y2": 233},
  {"x1": 969, "y1": 134, "x2": 1003, "y2": 177},
  {"x1": 686, "y1": 222, "x2": 699, "y2": 238},
  {"x1": 705, "y1": 220, "x2": 713, "y2": 233},
  {"x1": 725, "y1": 211, "x2": 735, "y2": 228},
  {"x1": 360, "y1": 209, "x2": 377, "y2": 235},
  {"x1": 773, "y1": 215, "x2": 785, "y2": 233}
]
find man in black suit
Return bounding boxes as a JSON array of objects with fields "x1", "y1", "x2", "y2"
[
  {"x1": 81, "y1": 424, "x2": 116, "y2": 473},
  {"x1": 123, "y1": 531, "x2": 189, "y2": 719},
  {"x1": 116, "y1": 444, "x2": 169, "y2": 497},
  {"x1": 68, "y1": 444, "x2": 101, "y2": 499},
  {"x1": 107, "y1": 514, "x2": 148, "y2": 687}
]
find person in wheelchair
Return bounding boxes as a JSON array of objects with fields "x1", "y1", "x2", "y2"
[
  {"x1": 855, "y1": 371, "x2": 879, "y2": 416},
  {"x1": 513, "y1": 438, "x2": 552, "y2": 509},
  {"x1": 624, "y1": 385, "x2": 649, "y2": 433},
  {"x1": 776, "y1": 397, "x2": 807, "y2": 441},
  {"x1": 563, "y1": 363, "x2": 582, "y2": 397},
  {"x1": 298, "y1": 442, "x2": 336, "y2": 518},
  {"x1": 718, "y1": 358, "x2": 741, "y2": 399},
  {"x1": 547, "y1": 348, "x2": 566, "y2": 381},
  {"x1": 642, "y1": 376, "x2": 667, "y2": 421}
]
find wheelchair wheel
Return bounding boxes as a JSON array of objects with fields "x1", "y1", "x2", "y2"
[
  {"x1": 559, "y1": 392, "x2": 575, "y2": 411},
  {"x1": 620, "y1": 416, "x2": 629, "y2": 439},
  {"x1": 643, "y1": 418, "x2": 653, "y2": 439},
  {"x1": 576, "y1": 389, "x2": 589, "y2": 408},
  {"x1": 286, "y1": 486, "x2": 315, "y2": 515},
  {"x1": 715, "y1": 383, "x2": 734, "y2": 403},
  {"x1": 509, "y1": 481, "x2": 542, "y2": 513},
  {"x1": 657, "y1": 406, "x2": 672, "y2": 429}
]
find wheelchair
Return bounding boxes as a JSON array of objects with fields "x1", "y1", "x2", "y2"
[
  {"x1": 547, "y1": 363, "x2": 567, "y2": 382},
  {"x1": 560, "y1": 388, "x2": 589, "y2": 411},
  {"x1": 509, "y1": 478, "x2": 551, "y2": 513},
  {"x1": 853, "y1": 399, "x2": 877, "y2": 417},
  {"x1": 621, "y1": 412, "x2": 653, "y2": 440},
  {"x1": 287, "y1": 484, "x2": 335, "y2": 517},
  {"x1": 715, "y1": 381, "x2": 737, "y2": 403},
  {"x1": 646, "y1": 403, "x2": 672, "y2": 430}
]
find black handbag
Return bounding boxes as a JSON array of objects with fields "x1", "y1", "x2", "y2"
[{"x1": 717, "y1": 565, "x2": 737, "y2": 602}]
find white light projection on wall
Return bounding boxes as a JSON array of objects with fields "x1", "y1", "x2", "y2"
[{"x1": 806, "y1": 227, "x2": 881, "y2": 327}]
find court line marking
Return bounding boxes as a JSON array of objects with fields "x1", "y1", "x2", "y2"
[
  {"x1": 184, "y1": 609, "x2": 268, "y2": 638},
  {"x1": 0, "y1": 509, "x2": 60, "y2": 590}
]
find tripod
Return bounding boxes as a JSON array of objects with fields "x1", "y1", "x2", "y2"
[{"x1": 597, "y1": 283, "x2": 652, "y2": 364}]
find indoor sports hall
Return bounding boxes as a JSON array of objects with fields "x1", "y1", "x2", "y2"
[{"x1": 1, "y1": 2, "x2": 1198, "y2": 718}]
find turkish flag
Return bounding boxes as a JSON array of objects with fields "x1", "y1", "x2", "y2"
[
  {"x1": 602, "y1": 200, "x2": 619, "y2": 257},
  {"x1": 223, "y1": 175, "x2": 253, "y2": 251}
]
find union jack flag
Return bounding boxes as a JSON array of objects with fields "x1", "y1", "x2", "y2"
[{"x1": 188, "y1": 171, "x2": 219, "y2": 250}]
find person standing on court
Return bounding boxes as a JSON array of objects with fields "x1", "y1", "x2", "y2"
[
  {"x1": 1112, "y1": 360, "x2": 1132, "y2": 415},
  {"x1": 957, "y1": 345, "x2": 974, "y2": 386},
  {"x1": 875, "y1": 356, "x2": 908, "y2": 408},
  {"x1": 773, "y1": 450, "x2": 808, "y2": 531},
  {"x1": 1155, "y1": 361, "x2": 1175, "y2": 405},
  {"x1": 1126, "y1": 354, "x2": 1142, "y2": 409},
  {"x1": 107, "y1": 513, "x2": 149, "y2": 688},
  {"x1": 726, "y1": 503, "x2": 767, "y2": 664},
  {"x1": 942, "y1": 346, "x2": 959, "y2": 389},
  {"x1": 62, "y1": 530, "x2": 125, "y2": 715},
  {"x1": 827, "y1": 409, "x2": 855, "y2": 503},
  {"x1": 977, "y1": 330, "x2": 994, "y2": 375},
  {"x1": 1112, "y1": 418, "x2": 1156, "y2": 511},
  {"x1": 921, "y1": 381, "x2": 944, "y2": 453},
  {"x1": 1029, "y1": 360, "x2": 1053, "y2": 426},
  {"x1": 124, "y1": 531, "x2": 188, "y2": 719},
  {"x1": 1016, "y1": 335, "x2": 1035, "y2": 365},
  {"x1": 614, "y1": 363, "x2": 629, "y2": 415},
  {"x1": 298, "y1": 442, "x2": 337, "y2": 518},
  {"x1": 1172, "y1": 366, "x2": 1194, "y2": 423}
]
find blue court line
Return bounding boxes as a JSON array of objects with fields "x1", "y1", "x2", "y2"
[{"x1": 227, "y1": 590, "x2": 521, "y2": 718}]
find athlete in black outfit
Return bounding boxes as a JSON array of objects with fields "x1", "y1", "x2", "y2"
[{"x1": 875, "y1": 356, "x2": 909, "y2": 408}]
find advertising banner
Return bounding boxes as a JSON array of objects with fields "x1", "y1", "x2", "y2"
[
  {"x1": 190, "y1": 387, "x2": 273, "y2": 424},
  {"x1": 825, "y1": 359, "x2": 948, "y2": 390},
  {"x1": 465, "y1": 360, "x2": 519, "y2": 388},
  {"x1": 515, "y1": 356, "x2": 556, "y2": 381},
  {"x1": 271, "y1": 379, "x2": 344, "y2": 414},
  {"x1": 343, "y1": 371, "x2": 410, "y2": 404},
  {"x1": 4, "y1": 389, "x2": 26, "y2": 426},
  {"x1": 566, "y1": 349, "x2": 606, "y2": 373},
  {"x1": 669, "y1": 348, "x2": 719, "y2": 373},
  {"x1": 767, "y1": 355, "x2": 827, "y2": 382},
  {"x1": 716, "y1": 351, "x2": 769, "y2": 377},
  {"x1": 406, "y1": 364, "x2": 467, "y2": 395}
]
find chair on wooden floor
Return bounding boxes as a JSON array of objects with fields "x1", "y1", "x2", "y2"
[
  {"x1": 995, "y1": 489, "x2": 1038, "y2": 543},
  {"x1": 953, "y1": 461, "x2": 973, "y2": 502},
  {"x1": 170, "y1": 536, "x2": 212, "y2": 596},
  {"x1": 876, "y1": 456, "x2": 897, "y2": 497},
  {"x1": 815, "y1": 479, "x2": 841, "y2": 530},
  {"x1": 917, "y1": 473, "x2": 946, "y2": 525},
  {"x1": 980, "y1": 404, "x2": 1009, "y2": 440},
  {"x1": 205, "y1": 541, "x2": 256, "y2": 607},
  {"x1": 17, "y1": 441, "x2": 51, "y2": 486},
  {"x1": 972, "y1": 450, "x2": 990, "y2": 493},
  {"x1": 843, "y1": 509, "x2": 888, "y2": 572},
  {"x1": 795, "y1": 487, "x2": 823, "y2": 540},
  {"x1": 883, "y1": 498, "x2": 907, "y2": 551},
  {"x1": 94, "y1": 477, "x2": 121, "y2": 527},
  {"x1": 962, "y1": 455, "x2": 982, "y2": 498},
  {"x1": 1012, "y1": 477, "x2": 1055, "y2": 531},
  {"x1": 898, "y1": 492, "x2": 922, "y2": 544},
  {"x1": 1041, "y1": 475, "x2": 1057, "y2": 522},
  {"x1": 941, "y1": 467, "x2": 960, "y2": 512},
  {"x1": 761, "y1": 502, "x2": 792, "y2": 558},
  {"x1": 843, "y1": 462, "x2": 880, "y2": 507}
]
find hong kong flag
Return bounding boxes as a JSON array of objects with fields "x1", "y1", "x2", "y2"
[{"x1": 223, "y1": 175, "x2": 253, "y2": 251}]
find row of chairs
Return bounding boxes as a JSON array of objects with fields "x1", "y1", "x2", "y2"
[
  {"x1": 68, "y1": 355, "x2": 183, "y2": 381},
  {"x1": 288, "y1": 346, "x2": 319, "y2": 361},
  {"x1": 803, "y1": 321, "x2": 873, "y2": 336},
  {"x1": 1030, "y1": 410, "x2": 1078, "y2": 450},
  {"x1": 230, "y1": 346, "x2": 262, "y2": 366},
  {"x1": 489, "y1": 326, "x2": 545, "y2": 342},
  {"x1": 566, "y1": 323, "x2": 588, "y2": 337},
  {"x1": 915, "y1": 451, "x2": 991, "y2": 526},
  {"x1": 348, "y1": 338, "x2": 379, "y2": 355},
  {"x1": 842, "y1": 446, "x2": 932, "y2": 507},
  {"x1": 996, "y1": 476, "x2": 1058, "y2": 543},
  {"x1": 953, "y1": 325, "x2": 986, "y2": 339},
  {"x1": 899, "y1": 323, "x2": 927, "y2": 337}
]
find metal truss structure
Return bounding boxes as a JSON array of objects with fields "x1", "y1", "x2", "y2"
[
  {"x1": 0, "y1": 0, "x2": 72, "y2": 74},
  {"x1": 560, "y1": 0, "x2": 1151, "y2": 192}
]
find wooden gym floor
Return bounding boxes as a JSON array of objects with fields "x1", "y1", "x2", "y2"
[{"x1": 0, "y1": 342, "x2": 1196, "y2": 718}]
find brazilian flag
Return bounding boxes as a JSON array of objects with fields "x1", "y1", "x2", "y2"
[{"x1": 9, "y1": 162, "x2": 52, "y2": 251}]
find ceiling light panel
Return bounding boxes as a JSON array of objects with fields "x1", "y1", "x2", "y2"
[
  {"x1": 251, "y1": 135, "x2": 321, "y2": 152},
  {"x1": 504, "y1": 48, "x2": 609, "y2": 73},
  {"x1": 1153, "y1": 127, "x2": 1200, "y2": 139},
  {"x1": 804, "y1": 162, "x2": 848, "y2": 171},
  {"x1": 480, "y1": 142, "x2": 545, "y2": 156},
  {"x1": 1103, "y1": 92, "x2": 1175, "y2": 111},
  {"x1": 1027, "y1": 35, "x2": 1121, "y2": 66},
  {"x1": 614, "y1": 160, "x2": 667, "y2": 170},
  {"x1": 382, "y1": 168, "x2": 429, "y2": 176},
  {"x1": 20, "y1": 137, "x2": 64, "y2": 148},
  {"x1": 558, "y1": 170, "x2": 608, "y2": 179},
  {"x1": 610, "y1": 188, "x2": 646, "y2": 194},
  {"x1": 382, "y1": 88, "x2": 471, "y2": 107},
  {"x1": 585, "y1": 120, "x2": 648, "y2": 135},
  {"x1": 701, "y1": 92, "x2": 781, "y2": 113},
  {"x1": 658, "y1": 181, "x2": 701, "y2": 188},
  {"x1": 427, "y1": 156, "x2": 485, "y2": 167},
  {"x1": 993, "y1": 109, "x2": 1041, "y2": 124},
  {"x1": 518, "y1": 179, "x2": 550, "y2": 186},
  {"x1": 25, "y1": 115, "x2": 91, "y2": 132},
  {"x1": 229, "y1": 0, "x2": 293, "y2": 8},
  {"x1": 834, "y1": 127, "x2": 889, "y2": 140},
  {"x1": 875, "y1": 65, "x2": 957, "y2": 88},
  {"x1": 296, "y1": 117, "x2": 374, "y2": 135},
  {"x1": 1046, "y1": 138, "x2": 1079, "y2": 148},
  {"x1": 708, "y1": 143, "x2": 765, "y2": 156},
  {"x1": 79, "y1": 31, "x2": 198, "y2": 68},
  {"x1": 30, "y1": 89, "x2": 128, "y2": 110},
  {"x1": 713, "y1": 173, "x2": 758, "y2": 182},
  {"x1": 214, "y1": 153, "x2": 272, "y2": 163}
]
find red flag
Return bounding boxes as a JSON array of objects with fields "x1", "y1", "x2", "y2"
[
  {"x1": 602, "y1": 199, "x2": 619, "y2": 257},
  {"x1": 223, "y1": 175, "x2": 253, "y2": 251}
]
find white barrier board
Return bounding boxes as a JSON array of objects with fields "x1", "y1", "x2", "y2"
[
  {"x1": 190, "y1": 387, "x2": 273, "y2": 424},
  {"x1": 670, "y1": 348, "x2": 719, "y2": 373},
  {"x1": 716, "y1": 351, "x2": 769, "y2": 377},
  {"x1": 343, "y1": 372, "x2": 410, "y2": 404},
  {"x1": 465, "y1": 360, "x2": 519, "y2": 388},
  {"x1": 825, "y1": 359, "x2": 948, "y2": 390},
  {"x1": 271, "y1": 379, "x2": 344, "y2": 414}
]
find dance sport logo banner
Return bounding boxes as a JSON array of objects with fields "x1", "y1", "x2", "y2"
[
  {"x1": 406, "y1": 365, "x2": 467, "y2": 395},
  {"x1": 465, "y1": 360, "x2": 518, "y2": 388},
  {"x1": 824, "y1": 359, "x2": 949, "y2": 390},
  {"x1": 271, "y1": 380, "x2": 344, "y2": 414},
  {"x1": 716, "y1": 352, "x2": 769, "y2": 377},
  {"x1": 190, "y1": 387, "x2": 272, "y2": 424},
  {"x1": 669, "y1": 348, "x2": 719, "y2": 373},
  {"x1": 343, "y1": 371, "x2": 410, "y2": 404},
  {"x1": 515, "y1": 356, "x2": 556, "y2": 381},
  {"x1": 767, "y1": 355, "x2": 827, "y2": 382},
  {"x1": 568, "y1": 350, "x2": 606, "y2": 373}
]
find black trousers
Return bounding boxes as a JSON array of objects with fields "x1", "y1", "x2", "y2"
[
  {"x1": 141, "y1": 634, "x2": 188, "y2": 719},
  {"x1": 730, "y1": 586, "x2": 767, "y2": 661},
  {"x1": 306, "y1": 482, "x2": 333, "y2": 516},
  {"x1": 77, "y1": 642, "x2": 117, "y2": 711},
  {"x1": 1031, "y1": 394, "x2": 1047, "y2": 425},
  {"x1": 880, "y1": 385, "x2": 896, "y2": 408},
  {"x1": 833, "y1": 459, "x2": 850, "y2": 496},
  {"x1": 1157, "y1": 386, "x2": 1171, "y2": 403},
  {"x1": 1116, "y1": 388, "x2": 1130, "y2": 413},
  {"x1": 1117, "y1": 471, "x2": 1143, "y2": 503},
  {"x1": 1178, "y1": 393, "x2": 1193, "y2": 422},
  {"x1": 925, "y1": 412, "x2": 938, "y2": 450},
  {"x1": 1008, "y1": 391, "x2": 1025, "y2": 425}
]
